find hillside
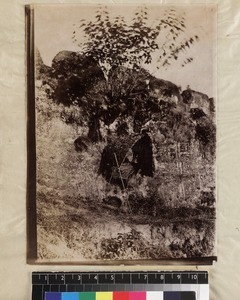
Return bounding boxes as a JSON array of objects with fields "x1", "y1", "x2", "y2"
[{"x1": 35, "y1": 50, "x2": 216, "y2": 261}]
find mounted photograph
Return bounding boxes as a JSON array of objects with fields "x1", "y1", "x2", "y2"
[{"x1": 26, "y1": 4, "x2": 217, "y2": 263}]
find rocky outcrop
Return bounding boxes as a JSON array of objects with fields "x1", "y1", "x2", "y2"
[
  {"x1": 50, "y1": 51, "x2": 105, "y2": 106},
  {"x1": 51, "y1": 51, "x2": 104, "y2": 79},
  {"x1": 35, "y1": 48, "x2": 52, "y2": 80},
  {"x1": 148, "y1": 77, "x2": 181, "y2": 103},
  {"x1": 181, "y1": 89, "x2": 214, "y2": 116}
]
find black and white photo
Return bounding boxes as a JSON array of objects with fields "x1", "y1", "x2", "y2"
[{"x1": 27, "y1": 4, "x2": 217, "y2": 263}]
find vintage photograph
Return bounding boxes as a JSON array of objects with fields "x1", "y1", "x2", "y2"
[{"x1": 28, "y1": 4, "x2": 217, "y2": 263}]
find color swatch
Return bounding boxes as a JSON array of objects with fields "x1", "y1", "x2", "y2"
[{"x1": 45, "y1": 291, "x2": 195, "y2": 300}]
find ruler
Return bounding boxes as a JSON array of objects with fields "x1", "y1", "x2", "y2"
[{"x1": 32, "y1": 271, "x2": 208, "y2": 300}]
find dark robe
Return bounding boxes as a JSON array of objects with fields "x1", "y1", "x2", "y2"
[{"x1": 132, "y1": 133, "x2": 155, "y2": 177}]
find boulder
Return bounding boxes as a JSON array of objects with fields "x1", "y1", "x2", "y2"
[{"x1": 182, "y1": 89, "x2": 212, "y2": 116}]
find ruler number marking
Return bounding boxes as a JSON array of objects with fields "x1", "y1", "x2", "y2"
[{"x1": 32, "y1": 271, "x2": 208, "y2": 296}]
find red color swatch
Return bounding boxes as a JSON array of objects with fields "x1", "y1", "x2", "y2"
[{"x1": 113, "y1": 291, "x2": 130, "y2": 300}]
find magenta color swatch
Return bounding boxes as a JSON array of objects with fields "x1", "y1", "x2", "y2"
[{"x1": 129, "y1": 292, "x2": 146, "y2": 300}]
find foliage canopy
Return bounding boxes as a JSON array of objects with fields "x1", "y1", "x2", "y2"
[{"x1": 73, "y1": 6, "x2": 199, "y2": 77}]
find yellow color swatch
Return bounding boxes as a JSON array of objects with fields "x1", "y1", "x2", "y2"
[{"x1": 96, "y1": 292, "x2": 113, "y2": 300}]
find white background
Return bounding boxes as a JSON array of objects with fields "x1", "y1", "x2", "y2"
[{"x1": 0, "y1": 0, "x2": 240, "y2": 299}]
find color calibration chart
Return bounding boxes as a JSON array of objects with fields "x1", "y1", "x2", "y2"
[{"x1": 32, "y1": 272, "x2": 209, "y2": 300}]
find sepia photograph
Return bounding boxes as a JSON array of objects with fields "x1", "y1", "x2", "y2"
[{"x1": 27, "y1": 4, "x2": 217, "y2": 263}]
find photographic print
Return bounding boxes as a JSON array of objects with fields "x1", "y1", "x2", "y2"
[{"x1": 27, "y1": 4, "x2": 217, "y2": 263}]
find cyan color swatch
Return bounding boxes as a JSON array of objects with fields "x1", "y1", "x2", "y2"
[{"x1": 62, "y1": 292, "x2": 79, "y2": 300}]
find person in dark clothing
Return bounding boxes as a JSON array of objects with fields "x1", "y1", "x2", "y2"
[
  {"x1": 131, "y1": 129, "x2": 155, "y2": 177},
  {"x1": 98, "y1": 143, "x2": 115, "y2": 182}
]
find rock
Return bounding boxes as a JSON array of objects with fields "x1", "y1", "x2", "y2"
[
  {"x1": 102, "y1": 196, "x2": 122, "y2": 209},
  {"x1": 182, "y1": 89, "x2": 212, "y2": 116},
  {"x1": 74, "y1": 136, "x2": 90, "y2": 152}
]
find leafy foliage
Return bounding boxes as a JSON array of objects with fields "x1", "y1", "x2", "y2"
[
  {"x1": 99, "y1": 229, "x2": 145, "y2": 259},
  {"x1": 51, "y1": 52, "x2": 104, "y2": 107},
  {"x1": 74, "y1": 6, "x2": 198, "y2": 76},
  {"x1": 46, "y1": 6, "x2": 200, "y2": 142}
]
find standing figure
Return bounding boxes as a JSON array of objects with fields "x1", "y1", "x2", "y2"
[{"x1": 132, "y1": 129, "x2": 155, "y2": 177}]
